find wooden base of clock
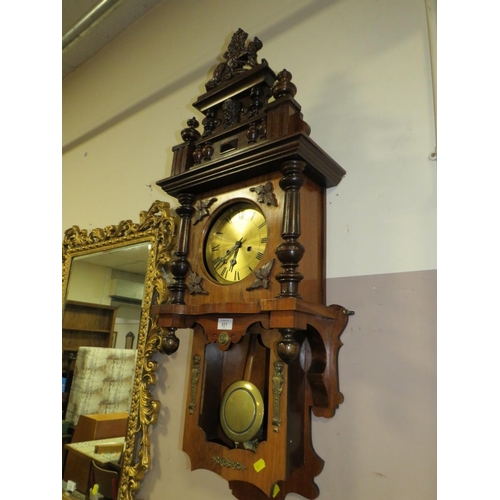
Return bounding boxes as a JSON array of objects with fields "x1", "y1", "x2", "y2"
[{"x1": 153, "y1": 298, "x2": 349, "y2": 499}]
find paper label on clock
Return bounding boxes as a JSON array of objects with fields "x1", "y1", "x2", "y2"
[{"x1": 217, "y1": 318, "x2": 233, "y2": 330}]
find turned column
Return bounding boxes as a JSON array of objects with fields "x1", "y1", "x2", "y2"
[
  {"x1": 275, "y1": 159, "x2": 306, "y2": 363},
  {"x1": 275, "y1": 159, "x2": 306, "y2": 299},
  {"x1": 168, "y1": 193, "x2": 196, "y2": 304}
]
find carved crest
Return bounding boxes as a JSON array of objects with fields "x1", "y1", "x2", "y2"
[{"x1": 206, "y1": 28, "x2": 264, "y2": 90}]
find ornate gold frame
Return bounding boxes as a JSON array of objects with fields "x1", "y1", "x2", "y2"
[{"x1": 62, "y1": 200, "x2": 178, "y2": 500}]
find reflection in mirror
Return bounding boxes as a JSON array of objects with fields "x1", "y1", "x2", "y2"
[
  {"x1": 62, "y1": 201, "x2": 177, "y2": 500},
  {"x1": 63, "y1": 243, "x2": 149, "y2": 424},
  {"x1": 67, "y1": 243, "x2": 149, "y2": 345}
]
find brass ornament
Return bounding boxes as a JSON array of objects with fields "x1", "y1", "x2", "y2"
[
  {"x1": 220, "y1": 381, "x2": 264, "y2": 444},
  {"x1": 218, "y1": 332, "x2": 230, "y2": 346},
  {"x1": 189, "y1": 355, "x2": 201, "y2": 415},
  {"x1": 272, "y1": 360, "x2": 285, "y2": 432},
  {"x1": 211, "y1": 456, "x2": 247, "y2": 471}
]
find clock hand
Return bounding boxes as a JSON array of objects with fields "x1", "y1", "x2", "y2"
[
  {"x1": 222, "y1": 238, "x2": 245, "y2": 264},
  {"x1": 228, "y1": 238, "x2": 246, "y2": 272},
  {"x1": 213, "y1": 244, "x2": 238, "y2": 270},
  {"x1": 220, "y1": 243, "x2": 238, "y2": 264},
  {"x1": 222, "y1": 248, "x2": 233, "y2": 262}
]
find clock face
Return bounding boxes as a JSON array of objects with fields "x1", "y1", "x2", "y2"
[{"x1": 204, "y1": 202, "x2": 268, "y2": 284}]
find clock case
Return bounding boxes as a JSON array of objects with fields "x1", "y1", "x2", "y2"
[{"x1": 153, "y1": 30, "x2": 350, "y2": 500}]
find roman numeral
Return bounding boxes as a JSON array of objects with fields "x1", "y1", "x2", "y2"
[
  {"x1": 256, "y1": 252, "x2": 263, "y2": 260},
  {"x1": 213, "y1": 257, "x2": 223, "y2": 270},
  {"x1": 211, "y1": 244, "x2": 220, "y2": 252},
  {"x1": 234, "y1": 270, "x2": 240, "y2": 281},
  {"x1": 261, "y1": 237, "x2": 268, "y2": 243},
  {"x1": 220, "y1": 267, "x2": 228, "y2": 278},
  {"x1": 258, "y1": 221, "x2": 267, "y2": 229}
]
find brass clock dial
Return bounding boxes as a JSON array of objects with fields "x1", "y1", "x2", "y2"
[{"x1": 204, "y1": 202, "x2": 268, "y2": 284}]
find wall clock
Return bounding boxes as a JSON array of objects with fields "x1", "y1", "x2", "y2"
[{"x1": 149, "y1": 28, "x2": 352, "y2": 500}]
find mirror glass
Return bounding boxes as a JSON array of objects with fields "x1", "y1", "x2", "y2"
[{"x1": 66, "y1": 243, "x2": 149, "y2": 346}]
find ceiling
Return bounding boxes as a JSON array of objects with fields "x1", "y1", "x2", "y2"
[{"x1": 62, "y1": 0, "x2": 164, "y2": 79}]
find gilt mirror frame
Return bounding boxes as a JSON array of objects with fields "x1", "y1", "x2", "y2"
[{"x1": 62, "y1": 200, "x2": 178, "y2": 500}]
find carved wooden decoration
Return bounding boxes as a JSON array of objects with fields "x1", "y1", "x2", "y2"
[
  {"x1": 136, "y1": 29, "x2": 351, "y2": 500},
  {"x1": 250, "y1": 181, "x2": 278, "y2": 207}
]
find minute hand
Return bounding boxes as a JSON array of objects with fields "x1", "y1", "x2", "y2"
[{"x1": 228, "y1": 238, "x2": 244, "y2": 270}]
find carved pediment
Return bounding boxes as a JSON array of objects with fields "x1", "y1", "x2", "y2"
[
  {"x1": 164, "y1": 28, "x2": 324, "y2": 190},
  {"x1": 205, "y1": 28, "x2": 264, "y2": 90}
]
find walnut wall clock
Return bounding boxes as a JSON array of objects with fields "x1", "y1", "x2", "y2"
[{"x1": 149, "y1": 28, "x2": 352, "y2": 500}]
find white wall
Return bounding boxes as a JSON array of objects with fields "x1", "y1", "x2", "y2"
[
  {"x1": 62, "y1": 1, "x2": 436, "y2": 278},
  {"x1": 114, "y1": 319, "x2": 139, "y2": 349},
  {"x1": 67, "y1": 261, "x2": 111, "y2": 304},
  {"x1": 63, "y1": 0, "x2": 436, "y2": 498}
]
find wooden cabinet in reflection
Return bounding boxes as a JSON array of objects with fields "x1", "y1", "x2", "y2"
[{"x1": 63, "y1": 300, "x2": 117, "y2": 351}]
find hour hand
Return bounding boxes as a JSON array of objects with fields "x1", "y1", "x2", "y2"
[
  {"x1": 230, "y1": 239, "x2": 244, "y2": 264},
  {"x1": 229, "y1": 257, "x2": 237, "y2": 272},
  {"x1": 233, "y1": 237, "x2": 244, "y2": 252}
]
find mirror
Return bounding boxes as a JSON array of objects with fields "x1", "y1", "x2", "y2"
[{"x1": 62, "y1": 200, "x2": 177, "y2": 499}]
